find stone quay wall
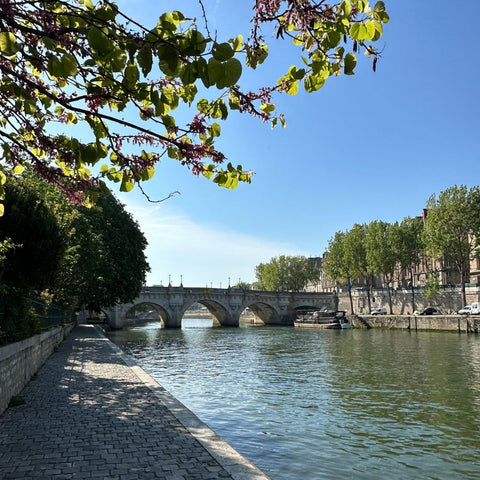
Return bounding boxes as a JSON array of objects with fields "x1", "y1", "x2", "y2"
[
  {"x1": 350, "y1": 314, "x2": 480, "y2": 333},
  {"x1": 0, "y1": 322, "x2": 76, "y2": 415}
]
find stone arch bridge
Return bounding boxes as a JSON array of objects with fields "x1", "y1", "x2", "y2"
[{"x1": 104, "y1": 286, "x2": 338, "y2": 329}]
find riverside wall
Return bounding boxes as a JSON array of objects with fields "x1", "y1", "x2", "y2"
[
  {"x1": 0, "y1": 322, "x2": 76, "y2": 415},
  {"x1": 350, "y1": 314, "x2": 480, "y2": 333}
]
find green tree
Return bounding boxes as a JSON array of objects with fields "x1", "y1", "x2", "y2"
[
  {"x1": 54, "y1": 191, "x2": 150, "y2": 310},
  {"x1": 423, "y1": 185, "x2": 479, "y2": 305},
  {"x1": 0, "y1": 0, "x2": 389, "y2": 212},
  {"x1": 389, "y1": 216, "x2": 424, "y2": 312},
  {"x1": 0, "y1": 172, "x2": 68, "y2": 342},
  {"x1": 0, "y1": 173, "x2": 66, "y2": 292},
  {"x1": 0, "y1": 171, "x2": 149, "y2": 341},
  {"x1": 323, "y1": 230, "x2": 355, "y2": 312},
  {"x1": 365, "y1": 220, "x2": 396, "y2": 313},
  {"x1": 255, "y1": 255, "x2": 319, "y2": 291},
  {"x1": 343, "y1": 224, "x2": 370, "y2": 313}
]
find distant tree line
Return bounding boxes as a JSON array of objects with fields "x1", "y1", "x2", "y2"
[
  {"x1": 251, "y1": 185, "x2": 480, "y2": 314},
  {"x1": 323, "y1": 185, "x2": 480, "y2": 313},
  {"x1": 0, "y1": 170, "x2": 149, "y2": 344}
]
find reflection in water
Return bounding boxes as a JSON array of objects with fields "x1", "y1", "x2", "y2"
[{"x1": 108, "y1": 322, "x2": 480, "y2": 480}]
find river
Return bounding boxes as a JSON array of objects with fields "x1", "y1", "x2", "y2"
[{"x1": 107, "y1": 320, "x2": 480, "y2": 480}]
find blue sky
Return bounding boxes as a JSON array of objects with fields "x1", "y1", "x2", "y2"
[{"x1": 113, "y1": 1, "x2": 480, "y2": 288}]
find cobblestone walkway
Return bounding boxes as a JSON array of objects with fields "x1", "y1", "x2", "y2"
[{"x1": 0, "y1": 325, "x2": 269, "y2": 480}]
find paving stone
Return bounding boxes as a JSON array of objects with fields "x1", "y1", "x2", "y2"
[{"x1": 0, "y1": 325, "x2": 269, "y2": 480}]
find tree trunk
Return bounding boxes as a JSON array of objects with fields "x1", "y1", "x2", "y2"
[
  {"x1": 460, "y1": 265, "x2": 467, "y2": 306},
  {"x1": 347, "y1": 277, "x2": 354, "y2": 314},
  {"x1": 410, "y1": 267, "x2": 416, "y2": 314},
  {"x1": 385, "y1": 275, "x2": 393, "y2": 314}
]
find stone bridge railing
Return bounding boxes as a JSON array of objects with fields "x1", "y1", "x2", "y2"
[{"x1": 104, "y1": 286, "x2": 337, "y2": 329}]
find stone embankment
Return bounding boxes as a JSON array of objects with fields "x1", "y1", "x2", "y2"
[
  {"x1": 0, "y1": 324, "x2": 270, "y2": 480},
  {"x1": 350, "y1": 314, "x2": 480, "y2": 333},
  {"x1": 0, "y1": 322, "x2": 75, "y2": 415}
]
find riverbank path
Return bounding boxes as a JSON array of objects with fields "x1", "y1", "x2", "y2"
[{"x1": 0, "y1": 325, "x2": 270, "y2": 480}]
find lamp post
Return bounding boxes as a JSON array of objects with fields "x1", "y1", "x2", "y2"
[
  {"x1": 180, "y1": 274, "x2": 183, "y2": 286},
  {"x1": 168, "y1": 274, "x2": 171, "y2": 286}
]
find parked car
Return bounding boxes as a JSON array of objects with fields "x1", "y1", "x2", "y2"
[
  {"x1": 458, "y1": 305, "x2": 471, "y2": 315},
  {"x1": 371, "y1": 307, "x2": 387, "y2": 315},
  {"x1": 470, "y1": 302, "x2": 480, "y2": 314},
  {"x1": 416, "y1": 307, "x2": 441, "y2": 315}
]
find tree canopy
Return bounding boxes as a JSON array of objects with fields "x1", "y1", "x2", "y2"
[
  {"x1": 254, "y1": 255, "x2": 320, "y2": 291},
  {"x1": 0, "y1": 0, "x2": 389, "y2": 213},
  {"x1": 0, "y1": 170, "x2": 149, "y2": 342},
  {"x1": 56, "y1": 190, "x2": 150, "y2": 309},
  {"x1": 423, "y1": 185, "x2": 480, "y2": 305}
]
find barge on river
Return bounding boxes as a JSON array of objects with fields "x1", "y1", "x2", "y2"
[{"x1": 294, "y1": 310, "x2": 350, "y2": 329}]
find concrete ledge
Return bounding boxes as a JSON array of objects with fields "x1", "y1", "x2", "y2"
[
  {"x1": 93, "y1": 326, "x2": 270, "y2": 480},
  {"x1": 352, "y1": 314, "x2": 480, "y2": 333}
]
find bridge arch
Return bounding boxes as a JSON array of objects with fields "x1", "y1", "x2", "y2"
[
  {"x1": 124, "y1": 302, "x2": 168, "y2": 328},
  {"x1": 190, "y1": 298, "x2": 235, "y2": 327},
  {"x1": 240, "y1": 301, "x2": 282, "y2": 325}
]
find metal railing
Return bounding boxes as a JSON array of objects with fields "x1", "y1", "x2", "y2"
[{"x1": 30, "y1": 298, "x2": 76, "y2": 330}]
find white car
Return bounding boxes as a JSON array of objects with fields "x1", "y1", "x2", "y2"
[
  {"x1": 371, "y1": 307, "x2": 387, "y2": 315},
  {"x1": 458, "y1": 305, "x2": 471, "y2": 315}
]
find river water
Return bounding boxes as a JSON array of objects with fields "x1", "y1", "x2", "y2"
[{"x1": 107, "y1": 320, "x2": 480, "y2": 480}]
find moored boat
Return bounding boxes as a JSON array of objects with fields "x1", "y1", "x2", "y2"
[{"x1": 294, "y1": 310, "x2": 350, "y2": 329}]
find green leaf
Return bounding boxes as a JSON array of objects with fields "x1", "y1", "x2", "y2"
[
  {"x1": 304, "y1": 72, "x2": 326, "y2": 92},
  {"x1": 342, "y1": 0, "x2": 352, "y2": 16},
  {"x1": 48, "y1": 57, "x2": 63, "y2": 78},
  {"x1": 350, "y1": 23, "x2": 365, "y2": 40},
  {"x1": 79, "y1": 144, "x2": 98, "y2": 164},
  {"x1": 123, "y1": 63, "x2": 139, "y2": 87},
  {"x1": 287, "y1": 65, "x2": 306, "y2": 81},
  {"x1": 322, "y1": 31, "x2": 342, "y2": 49},
  {"x1": 286, "y1": 80, "x2": 299, "y2": 95},
  {"x1": 212, "y1": 42, "x2": 234, "y2": 61},
  {"x1": 371, "y1": 21, "x2": 383, "y2": 41},
  {"x1": 120, "y1": 175, "x2": 134, "y2": 192},
  {"x1": 223, "y1": 58, "x2": 242, "y2": 87},
  {"x1": 88, "y1": 28, "x2": 114, "y2": 56},
  {"x1": 137, "y1": 46, "x2": 153, "y2": 76},
  {"x1": 181, "y1": 29, "x2": 208, "y2": 55},
  {"x1": 197, "y1": 98, "x2": 210, "y2": 114},
  {"x1": 364, "y1": 21, "x2": 377, "y2": 40},
  {"x1": 12, "y1": 164, "x2": 24, "y2": 175},
  {"x1": 207, "y1": 58, "x2": 223, "y2": 87},
  {"x1": 158, "y1": 44, "x2": 181, "y2": 76},
  {"x1": 61, "y1": 53, "x2": 77, "y2": 76},
  {"x1": 180, "y1": 62, "x2": 198, "y2": 85},
  {"x1": 260, "y1": 103, "x2": 275, "y2": 114},
  {"x1": 0, "y1": 32, "x2": 19, "y2": 56},
  {"x1": 202, "y1": 164, "x2": 215, "y2": 180},
  {"x1": 231, "y1": 35, "x2": 243, "y2": 52},
  {"x1": 344, "y1": 52, "x2": 357, "y2": 75},
  {"x1": 373, "y1": 1, "x2": 390, "y2": 23},
  {"x1": 210, "y1": 123, "x2": 221, "y2": 138}
]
